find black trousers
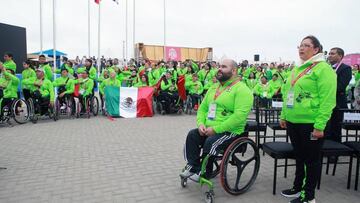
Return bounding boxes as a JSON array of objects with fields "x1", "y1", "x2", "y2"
[
  {"x1": 23, "y1": 89, "x2": 32, "y2": 101},
  {"x1": 325, "y1": 108, "x2": 344, "y2": 143},
  {"x1": 287, "y1": 122, "x2": 324, "y2": 200},
  {"x1": 184, "y1": 128, "x2": 237, "y2": 173}
]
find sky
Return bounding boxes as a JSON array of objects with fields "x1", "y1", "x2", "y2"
[{"x1": 1, "y1": 0, "x2": 359, "y2": 62}]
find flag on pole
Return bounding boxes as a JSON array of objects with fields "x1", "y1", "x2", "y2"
[
  {"x1": 105, "y1": 86, "x2": 154, "y2": 118},
  {"x1": 95, "y1": 0, "x2": 100, "y2": 4}
]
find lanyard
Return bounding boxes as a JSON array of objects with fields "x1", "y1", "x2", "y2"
[
  {"x1": 214, "y1": 78, "x2": 240, "y2": 100},
  {"x1": 290, "y1": 63, "x2": 317, "y2": 87},
  {"x1": 334, "y1": 62, "x2": 342, "y2": 73}
]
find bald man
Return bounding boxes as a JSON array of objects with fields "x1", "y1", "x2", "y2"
[{"x1": 180, "y1": 59, "x2": 254, "y2": 182}]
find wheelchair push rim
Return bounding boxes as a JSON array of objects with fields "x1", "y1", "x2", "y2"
[{"x1": 220, "y1": 137, "x2": 260, "y2": 195}]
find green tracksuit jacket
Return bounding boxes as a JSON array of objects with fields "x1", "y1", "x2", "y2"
[
  {"x1": 53, "y1": 76, "x2": 75, "y2": 95},
  {"x1": 1, "y1": 71, "x2": 20, "y2": 99},
  {"x1": 197, "y1": 77, "x2": 253, "y2": 135},
  {"x1": 21, "y1": 68, "x2": 36, "y2": 90},
  {"x1": 22, "y1": 77, "x2": 55, "y2": 102},
  {"x1": 100, "y1": 78, "x2": 121, "y2": 95},
  {"x1": 280, "y1": 61, "x2": 337, "y2": 131},
  {"x1": 39, "y1": 63, "x2": 54, "y2": 81}
]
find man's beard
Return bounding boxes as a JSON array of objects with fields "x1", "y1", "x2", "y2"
[{"x1": 216, "y1": 71, "x2": 232, "y2": 82}]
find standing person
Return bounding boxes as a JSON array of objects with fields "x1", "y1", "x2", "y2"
[
  {"x1": 280, "y1": 36, "x2": 336, "y2": 203},
  {"x1": 38, "y1": 55, "x2": 54, "y2": 81},
  {"x1": 21, "y1": 60, "x2": 36, "y2": 101},
  {"x1": 325, "y1": 47, "x2": 352, "y2": 143},
  {"x1": 2, "y1": 52, "x2": 17, "y2": 73},
  {"x1": 180, "y1": 59, "x2": 253, "y2": 182}
]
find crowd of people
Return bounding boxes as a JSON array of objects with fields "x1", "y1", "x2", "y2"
[{"x1": 1, "y1": 49, "x2": 360, "y2": 118}]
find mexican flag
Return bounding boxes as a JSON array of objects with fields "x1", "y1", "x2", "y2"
[{"x1": 104, "y1": 86, "x2": 154, "y2": 118}]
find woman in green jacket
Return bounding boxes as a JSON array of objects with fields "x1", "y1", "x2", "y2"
[
  {"x1": 280, "y1": 36, "x2": 336, "y2": 203},
  {"x1": 22, "y1": 60, "x2": 36, "y2": 101}
]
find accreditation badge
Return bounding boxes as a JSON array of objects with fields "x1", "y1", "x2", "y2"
[
  {"x1": 286, "y1": 88, "x2": 295, "y2": 108},
  {"x1": 208, "y1": 103, "x2": 217, "y2": 120}
]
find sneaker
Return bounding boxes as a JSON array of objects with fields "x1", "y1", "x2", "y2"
[
  {"x1": 179, "y1": 165, "x2": 194, "y2": 178},
  {"x1": 188, "y1": 172, "x2": 200, "y2": 182},
  {"x1": 281, "y1": 188, "x2": 301, "y2": 198},
  {"x1": 289, "y1": 197, "x2": 316, "y2": 203}
]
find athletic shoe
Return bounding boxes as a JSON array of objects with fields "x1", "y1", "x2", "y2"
[{"x1": 281, "y1": 188, "x2": 301, "y2": 198}]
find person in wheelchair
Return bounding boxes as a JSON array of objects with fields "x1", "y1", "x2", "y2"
[
  {"x1": 188, "y1": 73, "x2": 203, "y2": 111},
  {"x1": 75, "y1": 69, "x2": 94, "y2": 112},
  {"x1": 22, "y1": 68, "x2": 55, "y2": 115},
  {"x1": 158, "y1": 71, "x2": 181, "y2": 114},
  {"x1": 180, "y1": 59, "x2": 253, "y2": 182},
  {"x1": 53, "y1": 68, "x2": 75, "y2": 110},
  {"x1": 0, "y1": 63, "x2": 20, "y2": 118}
]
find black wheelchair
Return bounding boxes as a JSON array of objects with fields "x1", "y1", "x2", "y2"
[
  {"x1": 180, "y1": 132, "x2": 260, "y2": 203},
  {"x1": 0, "y1": 96, "x2": 30, "y2": 126},
  {"x1": 74, "y1": 94, "x2": 99, "y2": 118},
  {"x1": 155, "y1": 91, "x2": 183, "y2": 115},
  {"x1": 27, "y1": 91, "x2": 56, "y2": 123},
  {"x1": 54, "y1": 94, "x2": 75, "y2": 120}
]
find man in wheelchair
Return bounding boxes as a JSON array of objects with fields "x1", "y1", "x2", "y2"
[
  {"x1": 22, "y1": 68, "x2": 55, "y2": 115},
  {"x1": 53, "y1": 68, "x2": 75, "y2": 110},
  {"x1": 0, "y1": 63, "x2": 20, "y2": 118},
  {"x1": 188, "y1": 73, "x2": 204, "y2": 111},
  {"x1": 75, "y1": 69, "x2": 94, "y2": 112},
  {"x1": 158, "y1": 71, "x2": 181, "y2": 114},
  {"x1": 180, "y1": 59, "x2": 253, "y2": 182}
]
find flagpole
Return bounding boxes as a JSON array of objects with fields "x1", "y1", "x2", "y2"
[
  {"x1": 125, "y1": 0, "x2": 128, "y2": 63},
  {"x1": 40, "y1": 0, "x2": 43, "y2": 54},
  {"x1": 133, "y1": 0, "x2": 136, "y2": 61},
  {"x1": 97, "y1": 1, "x2": 101, "y2": 73},
  {"x1": 88, "y1": 0, "x2": 91, "y2": 57},
  {"x1": 163, "y1": 0, "x2": 166, "y2": 62},
  {"x1": 53, "y1": 0, "x2": 56, "y2": 74}
]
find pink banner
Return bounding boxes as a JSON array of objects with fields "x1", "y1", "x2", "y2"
[
  {"x1": 165, "y1": 46, "x2": 181, "y2": 61},
  {"x1": 342, "y1": 54, "x2": 360, "y2": 66}
]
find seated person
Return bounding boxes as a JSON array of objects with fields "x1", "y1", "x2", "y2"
[
  {"x1": 158, "y1": 71, "x2": 179, "y2": 113},
  {"x1": 0, "y1": 63, "x2": 20, "y2": 117},
  {"x1": 75, "y1": 69, "x2": 94, "y2": 112},
  {"x1": 180, "y1": 59, "x2": 253, "y2": 182},
  {"x1": 53, "y1": 68, "x2": 75, "y2": 109},
  {"x1": 188, "y1": 73, "x2": 204, "y2": 110},
  {"x1": 22, "y1": 68, "x2": 55, "y2": 115}
]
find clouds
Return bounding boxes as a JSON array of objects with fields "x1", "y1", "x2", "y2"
[{"x1": 0, "y1": 0, "x2": 359, "y2": 62}]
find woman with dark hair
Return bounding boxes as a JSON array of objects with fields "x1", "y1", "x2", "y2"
[
  {"x1": 134, "y1": 74, "x2": 150, "y2": 87},
  {"x1": 245, "y1": 72, "x2": 257, "y2": 90},
  {"x1": 21, "y1": 60, "x2": 36, "y2": 101},
  {"x1": 280, "y1": 35, "x2": 336, "y2": 203}
]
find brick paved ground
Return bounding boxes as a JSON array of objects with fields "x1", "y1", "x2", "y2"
[{"x1": 0, "y1": 115, "x2": 359, "y2": 203}]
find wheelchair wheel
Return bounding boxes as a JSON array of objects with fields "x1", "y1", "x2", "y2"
[
  {"x1": 91, "y1": 96, "x2": 99, "y2": 116},
  {"x1": 66, "y1": 97, "x2": 74, "y2": 118},
  {"x1": 11, "y1": 99, "x2": 30, "y2": 124},
  {"x1": 180, "y1": 176, "x2": 187, "y2": 188},
  {"x1": 204, "y1": 190, "x2": 215, "y2": 203},
  {"x1": 75, "y1": 99, "x2": 81, "y2": 118},
  {"x1": 54, "y1": 98, "x2": 61, "y2": 120},
  {"x1": 27, "y1": 98, "x2": 38, "y2": 123},
  {"x1": 86, "y1": 98, "x2": 91, "y2": 119},
  {"x1": 185, "y1": 96, "x2": 192, "y2": 115},
  {"x1": 220, "y1": 137, "x2": 260, "y2": 195}
]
